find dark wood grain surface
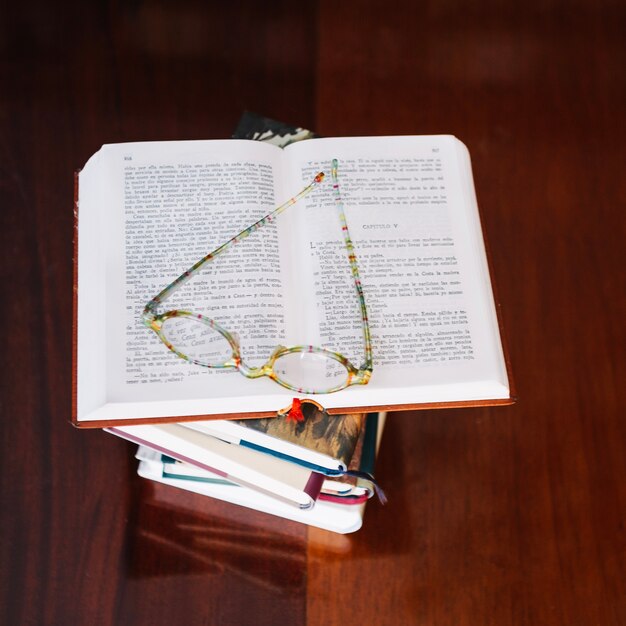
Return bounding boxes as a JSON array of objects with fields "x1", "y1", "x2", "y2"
[{"x1": 1, "y1": 1, "x2": 624, "y2": 625}]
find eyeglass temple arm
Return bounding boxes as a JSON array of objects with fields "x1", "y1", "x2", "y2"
[
  {"x1": 331, "y1": 159, "x2": 373, "y2": 371},
  {"x1": 144, "y1": 171, "x2": 326, "y2": 317}
]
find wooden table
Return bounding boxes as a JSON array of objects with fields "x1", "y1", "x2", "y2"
[{"x1": 2, "y1": 1, "x2": 625, "y2": 624}]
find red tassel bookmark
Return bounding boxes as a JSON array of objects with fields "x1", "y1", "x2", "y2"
[
  {"x1": 277, "y1": 398, "x2": 329, "y2": 423},
  {"x1": 286, "y1": 398, "x2": 304, "y2": 423}
]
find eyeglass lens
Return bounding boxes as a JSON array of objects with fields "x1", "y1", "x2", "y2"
[
  {"x1": 273, "y1": 351, "x2": 349, "y2": 392},
  {"x1": 161, "y1": 316, "x2": 233, "y2": 364}
]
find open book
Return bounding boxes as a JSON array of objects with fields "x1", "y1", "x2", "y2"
[{"x1": 73, "y1": 135, "x2": 513, "y2": 426}]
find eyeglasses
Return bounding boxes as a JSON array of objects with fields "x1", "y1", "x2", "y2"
[{"x1": 142, "y1": 159, "x2": 373, "y2": 394}]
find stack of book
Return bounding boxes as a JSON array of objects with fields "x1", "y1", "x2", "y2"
[
  {"x1": 72, "y1": 115, "x2": 513, "y2": 533},
  {"x1": 108, "y1": 405, "x2": 386, "y2": 533}
]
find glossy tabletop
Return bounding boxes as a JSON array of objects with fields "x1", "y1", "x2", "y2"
[{"x1": 1, "y1": 1, "x2": 625, "y2": 624}]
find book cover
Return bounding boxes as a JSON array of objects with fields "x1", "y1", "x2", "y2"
[
  {"x1": 317, "y1": 412, "x2": 380, "y2": 504},
  {"x1": 232, "y1": 111, "x2": 317, "y2": 146},
  {"x1": 235, "y1": 404, "x2": 362, "y2": 466}
]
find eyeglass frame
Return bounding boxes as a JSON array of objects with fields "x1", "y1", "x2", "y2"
[{"x1": 142, "y1": 159, "x2": 373, "y2": 394}]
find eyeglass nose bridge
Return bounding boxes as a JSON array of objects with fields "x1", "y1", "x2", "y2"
[{"x1": 236, "y1": 344, "x2": 286, "y2": 379}]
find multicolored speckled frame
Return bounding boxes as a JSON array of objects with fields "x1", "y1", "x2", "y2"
[{"x1": 142, "y1": 159, "x2": 373, "y2": 394}]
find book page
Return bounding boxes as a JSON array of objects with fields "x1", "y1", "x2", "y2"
[
  {"x1": 78, "y1": 139, "x2": 302, "y2": 415},
  {"x1": 283, "y1": 136, "x2": 508, "y2": 399}
]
